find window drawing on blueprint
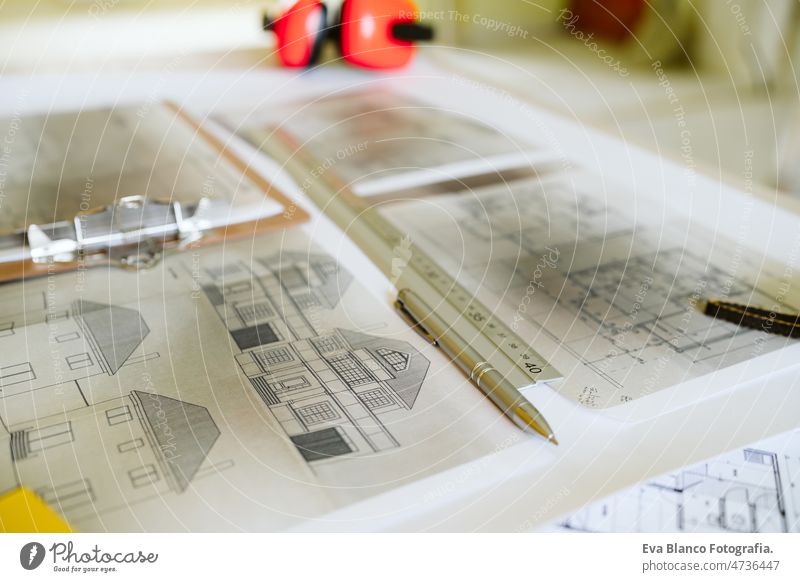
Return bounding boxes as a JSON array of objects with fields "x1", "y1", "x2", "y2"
[{"x1": 201, "y1": 251, "x2": 430, "y2": 465}]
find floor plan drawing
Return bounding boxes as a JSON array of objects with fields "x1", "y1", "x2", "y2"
[
  {"x1": 201, "y1": 251, "x2": 430, "y2": 464},
  {"x1": 384, "y1": 173, "x2": 793, "y2": 406},
  {"x1": 449, "y1": 181, "x2": 633, "y2": 293},
  {"x1": 0, "y1": 299, "x2": 159, "y2": 428},
  {"x1": 560, "y1": 248, "x2": 783, "y2": 398},
  {"x1": 554, "y1": 430, "x2": 800, "y2": 533}
]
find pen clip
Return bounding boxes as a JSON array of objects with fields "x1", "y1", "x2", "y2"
[{"x1": 394, "y1": 292, "x2": 437, "y2": 346}]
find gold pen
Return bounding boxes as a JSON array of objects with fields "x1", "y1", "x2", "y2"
[{"x1": 395, "y1": 288, "x2": 558, "y2": 445}]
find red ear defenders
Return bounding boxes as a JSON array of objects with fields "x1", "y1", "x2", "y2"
[{"x1": 264, "y1": 0, "x2": 434, "y2": 69}]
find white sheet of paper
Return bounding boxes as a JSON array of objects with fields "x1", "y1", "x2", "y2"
[
  {"x1": 381, "y1": 170, "x2": 798, "y2": 410},
  {"x1": 234, "y1": 88, "x2": 550, "y2": 197},
  {"x1": 0, "y1": 227, "x2": 520, "y2": 531}
]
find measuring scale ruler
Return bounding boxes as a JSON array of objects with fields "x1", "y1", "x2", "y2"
[{"x1": 265, "y1": 127, "x2": 562, "y2": 392}]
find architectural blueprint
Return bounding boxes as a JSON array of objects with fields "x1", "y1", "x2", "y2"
[
  {"x1": 0, "y1": 229, "x2": 519, "y2": 530},
  {"x1": 383, "y1": 171, "x2": 797, "y2": 407},
  {"x1": 238, "y1": 88, "x2": 530, "y2": 192},
  {"x1": 0, "y1": 295, "x2": 227, "y2": 521},
  {"x1": 546, "y1": 428, "x2": 800, "y2": 533},
  {"x1": 200, "y1": 251, "x2": 430, "y2": 464}
]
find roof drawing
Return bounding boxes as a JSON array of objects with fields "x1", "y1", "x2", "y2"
[
  {"x1": 133, "y1": 391, "x2": 220, "y2": 492},
  {"x1": 338, "y1": 328, "x2": 429, "y2": 408},
  {"x1": 72, "y1": 300, "x2": 150, "y2": 374},
  {"x1": 259, "y1": 251, "x2": 353, "y2": 309}
]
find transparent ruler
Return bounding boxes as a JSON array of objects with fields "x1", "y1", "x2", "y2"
[{"x1": 267, "y1": 135, "x2": 561, "y2": 390}]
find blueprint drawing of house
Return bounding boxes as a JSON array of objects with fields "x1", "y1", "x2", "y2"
[
  {"x1": 201, "y1": 251, "x2": 430, "y2": 464},
  {"x1": 0, "y1": 299, "x2": 159, "y2": 428},
  {"x1": 0, "y1": 298, "x2": 223, "y2": 522}
]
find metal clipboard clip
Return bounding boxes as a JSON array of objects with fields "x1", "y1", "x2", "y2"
[{"x1": 24, "y1": 195, "x2": 220, "y2": 270}]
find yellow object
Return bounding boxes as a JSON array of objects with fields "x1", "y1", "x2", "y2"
[{"x1": 0, "y1": 488, "x2": 72, "y2": 533}]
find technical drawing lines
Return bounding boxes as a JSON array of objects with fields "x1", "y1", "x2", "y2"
[
  {"x1": 201, "y1": 251, "x2": 430, "y2": 465},
  {"x1": 558, "y1": 438, "x2": 796, "y2": 533}
]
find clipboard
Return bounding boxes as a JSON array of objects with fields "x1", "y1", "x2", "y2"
[{"x1": 0, "y1": 101, "x2": 307, "y2": 283}]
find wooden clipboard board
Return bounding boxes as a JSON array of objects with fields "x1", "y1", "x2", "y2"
[{"x1": 0, "y1": 101, "x2": 308, "y2": 283}]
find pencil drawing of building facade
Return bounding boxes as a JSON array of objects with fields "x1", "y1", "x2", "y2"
[
  {"x1": 202, "y1": 251, "x2": 429, "y2": 464},
  {"x1": 0, "y1": 298, "x2": 220, "y2": 521},
  {"x1": 5, "y1": 390, "x2": 220, "y2": 520},
  {"x1": 0, "y1": 299, "x2": 159, "y2": 427}
]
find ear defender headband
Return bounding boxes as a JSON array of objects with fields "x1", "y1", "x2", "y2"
[
  {"x1": 264, "y1": 0, "x2": 434, "y2": 69},
  {"x1": 263, "y1": 0, "x2": 329, "y2": 68}
]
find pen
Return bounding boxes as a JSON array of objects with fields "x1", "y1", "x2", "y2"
[
  {"x1": 700, "y1": 298, "x2": 800, "y2": 338},
  {"x1": 395, "y1": 288, "x2": 558, "y2": 445}
]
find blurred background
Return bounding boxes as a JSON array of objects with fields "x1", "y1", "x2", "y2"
[{"x1": 1, "y1": 0, "x2": 798, "y2": 194}]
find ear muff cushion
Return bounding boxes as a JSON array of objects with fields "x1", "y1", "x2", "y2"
[
  {"x1": 340, "y1": 0, "x2": 419, "y2": 69},
  {"x1": 272, "y1": 0, "x2": 328, "y2": 67}
]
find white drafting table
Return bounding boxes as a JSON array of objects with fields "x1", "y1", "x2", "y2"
[{"x1": 1, "y1": 50, "x2": 798, "y2": 532}]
